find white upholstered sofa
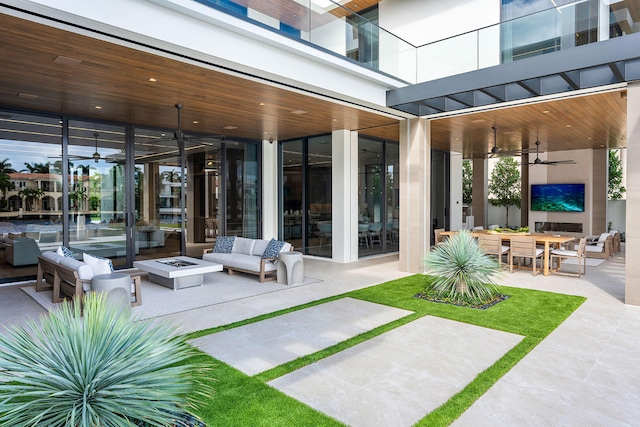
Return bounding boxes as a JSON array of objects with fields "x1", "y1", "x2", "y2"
[{"x1": 202, "y1": 237, "x2": 293, "y2": 282}]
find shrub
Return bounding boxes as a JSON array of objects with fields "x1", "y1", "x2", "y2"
[
  {"x1": 423, "y1": 229, "x2": 501, "y2": 305},
  {"x1": 0, "y1": 293, "x2": 212, "y2": 426}
]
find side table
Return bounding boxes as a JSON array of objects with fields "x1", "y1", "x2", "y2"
[
  {"x1": 277, "y1": 251, "x2": 304, "y2": 285},
  {"x1": 91, "y1": 273, "x2": 131, "y2": 311}
]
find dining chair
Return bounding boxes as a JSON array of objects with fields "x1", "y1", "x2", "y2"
[
  {"x1": 368, "y1": 223, "x2": 382, "y2": 246},
  {"x1": 433, "y1": 228, "x2": 446, "y2": 247},
  {"x1": 358, "y1": 223, "x2": 370, "y2": 248},
  {"x1": 509, "y1": 235, "x2": 544, "y2": 275},
  {"x1": 550, "y1": 237, "x2": 587, "y2": 277},
  {"x1": 476, "y1": 234, "x2": 510, "y2": 266}
]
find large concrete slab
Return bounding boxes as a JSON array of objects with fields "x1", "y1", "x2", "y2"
[
  {"x1": 269, "y1": 315, "x2": 524, "y2": 427},
  {"x1": 189, "y1": 297, "x2": 413, "y2": 376}
]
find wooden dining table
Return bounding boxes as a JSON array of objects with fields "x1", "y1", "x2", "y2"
[{"x1": 441, "y1": 230, "x2": 576, "y2": 276}]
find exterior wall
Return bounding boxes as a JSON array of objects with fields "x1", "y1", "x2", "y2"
[
  {"x1": 626, "y1": 82, "x2": 640, "y2": 305},
  {"x1": 6, "y1": 0, "x2": 405, "y2": 110},
  {"x1": 528, "y1": 149, "x2": 596, "y2": 236}
]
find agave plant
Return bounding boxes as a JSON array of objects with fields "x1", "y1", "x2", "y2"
[
  {"x1": 423, "y1": 229, "x2": 501, "y2": 304},
  {"x1": 0, "y1": 293, "x2": 212, "y2": 427}
]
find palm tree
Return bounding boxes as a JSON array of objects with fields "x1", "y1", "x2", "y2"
[
  {"x1": 0, "y1": 158, "x2": 16, "y2": 174},
  {"x1": 24, "y1": 162, "x2": 51, "y2": 174},
  {"x1": 0, "y1": 173, "x2": 14, "y2": 209},
  {"x1": 17, "y1": 187, "x2": 45, "y2": 211}
]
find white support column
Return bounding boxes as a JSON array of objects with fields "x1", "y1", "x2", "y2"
[
  {"x1": 472, "y1": 157, "x2": 488, "y2": 228},
  {"x1": 626, "y1": 83, "x2": 640, "y2": 305},
  {"x1": 399, "y1": 118, "x2": 431, "y2": 273},
  {"x1": 450, "y1": 152, "x2": 463, "y2": 231},
  {"x1": 262, "y1": 139, "x2": 278, "y2": 240},
  {"x1": 331, "y1": 129, "x2": 358, "y2": 263}
]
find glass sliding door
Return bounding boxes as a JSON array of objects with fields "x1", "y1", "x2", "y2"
[
  {"x1": 280, "y1": 135, "x2": 332, "y2": 258},
  {"x1": 134, "y1": 127, "x2": 258, "y2": 259},
  {"x1": 68, "y1": 121, "x2": 128, "y2": 267},
  {"x1": 307, "y1": 136, "x2": 332, "y2": 257},
  {"x1": 0, "y1": 112, "x2": 62, "y2": 282},
  {"x1": 358, "y1": 137, "x2": 399, "y2": 257}
]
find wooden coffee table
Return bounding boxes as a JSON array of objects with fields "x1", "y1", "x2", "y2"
[{"x1": 133, "y1": 256, "x2": 223, "y2": 290}]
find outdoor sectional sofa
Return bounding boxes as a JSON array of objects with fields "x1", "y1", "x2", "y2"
[
  {"x1": 202, "y1": 237, "x2": 293, "y2": 282},
  {"x1": 36, "y1": 250, "x2": 141, "y2": 305}
]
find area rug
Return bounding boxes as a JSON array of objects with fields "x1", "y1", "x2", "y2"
[{"x1": 21, "y1": 272, "x2": 322, "y2": 320}]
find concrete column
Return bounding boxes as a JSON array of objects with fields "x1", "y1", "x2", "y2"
[
  {"x1": 626, "y1": 83, "x2": 640, "y2": 305},
  {"x1": 331, "y1": 129, "x2": 358, "y2": 263},
  {"x1": 472, "y1": 157, "x2": 488, "y2": 228},
  {"x1": 262, "y1": 139, "x2": 278, "y2": 240},
  {"x1": 399, "y1": 118, "x2": 431, "y2": 273},
  {"x1": 592, "y1": 148, "x2": 608, "y2": 234},
  {"x1": 450, "y1": 152, "x2": 463, "y2": 231},
  {"x1": 520, "y1": 153, "x2": 529, "y2": 228}
]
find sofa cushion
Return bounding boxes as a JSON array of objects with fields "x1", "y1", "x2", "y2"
[
  {"x1": 213, "y1": 236, "x2": 235, "y2": 253},
  {"x1": 251, "y1": 239, "x2": 270, "y2": 257},
  {"x1": 42, "y1": 251, "x2": 64, "y2": 263},
  {"x1": 83, "y1": 253, "x2": 114, "y2": 276},
  {"x1": 596, "y1": 232, "x2": 609, "y2": 247},
  {"x1": 59, "y1": 257, "x2": 94, "y2": 280},
  {"x1": 262, "y1": 238, "x2": 285, "y2": 259},
  {"x1": 57, "y1": 245, "x2": 74, "y2": 258},
  {"x1": 233, "y1": 237, "x2": 255, "y2": 255}
]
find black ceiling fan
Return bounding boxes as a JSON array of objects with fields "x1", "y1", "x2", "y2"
[
  {"x1": 523, "y1": 140, "x2": 576, "y2": 166},
  {"x1": 485, "y1": 126, "x2": 536, "y2": 158}
]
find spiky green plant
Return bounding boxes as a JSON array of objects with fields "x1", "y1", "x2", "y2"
[
  {"x1": 423, "y1": 229, "x2": 501, "y2": 304},
  {"x1": 0, "y1": 293, "x2": 212, "y2": 427}
]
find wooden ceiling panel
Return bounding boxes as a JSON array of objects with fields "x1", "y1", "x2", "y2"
[{"x1": 0, "y1": 11, "x2": 628, "y2": 159}]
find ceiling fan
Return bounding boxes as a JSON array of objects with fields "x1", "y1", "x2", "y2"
[
  {"x1": 523, "y1": 140, "x2": 576, "y2": 166},
  {"x1": 485, "y1": 126, "x2": 535, "y2": 158},
  {"x1": 91, "y1": 132, "x2": 101, "y2": 163}
]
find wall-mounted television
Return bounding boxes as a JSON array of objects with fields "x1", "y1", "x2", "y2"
[{"x1": 530, "y1": 183, "x2": 585, "y2": 212}]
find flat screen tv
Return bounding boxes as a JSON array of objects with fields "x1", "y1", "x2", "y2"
[{"x1": 530, "y1": 183, "x2": 585, "y2": 212}]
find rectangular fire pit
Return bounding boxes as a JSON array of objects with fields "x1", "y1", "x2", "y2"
[{"x1": 134, "y1": 256, "x2": 223, "y2": 290}]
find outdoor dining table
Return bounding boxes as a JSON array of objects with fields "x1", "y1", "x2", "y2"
[{"x1": 441, "y1": 230, "x2": 576, "y2": 276}]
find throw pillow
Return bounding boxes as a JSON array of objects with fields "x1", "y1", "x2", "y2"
[
  {"x1": 213, "y1": 236, "x2": 235, "y2": 253},
  {"x1": 262, "y1": 238, "x2": 285, "y2": 259},
  {"x1": 57, "y1": 245, "x2": 74, "y2": 258},
  {"x1": 83, "y1": 253, "x2": 114, "y2": 276}
]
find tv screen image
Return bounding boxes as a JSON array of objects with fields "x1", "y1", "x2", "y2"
[{"x1": 530, "y1": 183, "x2": 585, "y2": 212}]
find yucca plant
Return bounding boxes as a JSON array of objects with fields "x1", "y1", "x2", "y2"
[
  {"x1": 0, "y1": 292, "x2": 212, "y2": 427},
  {"x1": 422, "y1": 229, "x2": 501, "y2": 305}
]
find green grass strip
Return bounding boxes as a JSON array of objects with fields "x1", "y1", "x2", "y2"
[{"x1": 187, "y1": 274, "x2": 585, "y2": 426}]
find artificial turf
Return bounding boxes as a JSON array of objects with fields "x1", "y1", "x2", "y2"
[{"x1": 186, "y1": 274, "x2": 585, "y2": 426}]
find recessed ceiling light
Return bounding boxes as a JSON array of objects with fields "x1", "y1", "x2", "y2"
[
  {"x1": 53, "y1": 55, "x2": 82, "y2": 66},
  {"x1": 542, "y1": 110, "x2": 550, "y2": 114},
  {"x1": 17, "y1": 93, "x2": 38, "y2": 99},
  {"x1": 192, "y1": 120, "x2": 199, "y2": 124},
  {"x1": 94, "y1": 105, "x2": 102, "y2": 110},
  {"x1": 223, "y1": 125, "x2": 237, "y2": 130},
  {"x1": 566, "y1": 124, "x2": 572, "y2": 127},
  {"x1": 588, "y1": 137, "x2": 592, "y2": 140},
  {"x1": 259, "y1": 102, "x2": 265, "y2": 106},
  {"x1": 147, "y1": 77, "x2": 157, "y2": 82},
  {"x1": 290, "y1": 110, "x2": 307, "y2": 115}
]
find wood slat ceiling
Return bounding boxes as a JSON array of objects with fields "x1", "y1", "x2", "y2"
[{"x1": 0, "y1": 11, "x2": 628, "y2": 158}]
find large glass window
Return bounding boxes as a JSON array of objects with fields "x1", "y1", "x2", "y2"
[
  {"x1": 501, "y1": 0, "x2": 599, "y2": 62},
  {"x1": 0, "y1": 112, "x2": 62, "y2": 282},
  {"x1": 280, "y1": 135, "x2": 332, "y2": 258},
  {"x1": 68, "y1": 121, "x2": 128, "y2": 268}
]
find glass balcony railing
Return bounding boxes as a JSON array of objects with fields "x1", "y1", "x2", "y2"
[
  {"x1": 416, "y1": 0, "x2": 640, "y2": 82},
  {"x1": 194, "y1": 0, "x2": 639, "y2": 85}
]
